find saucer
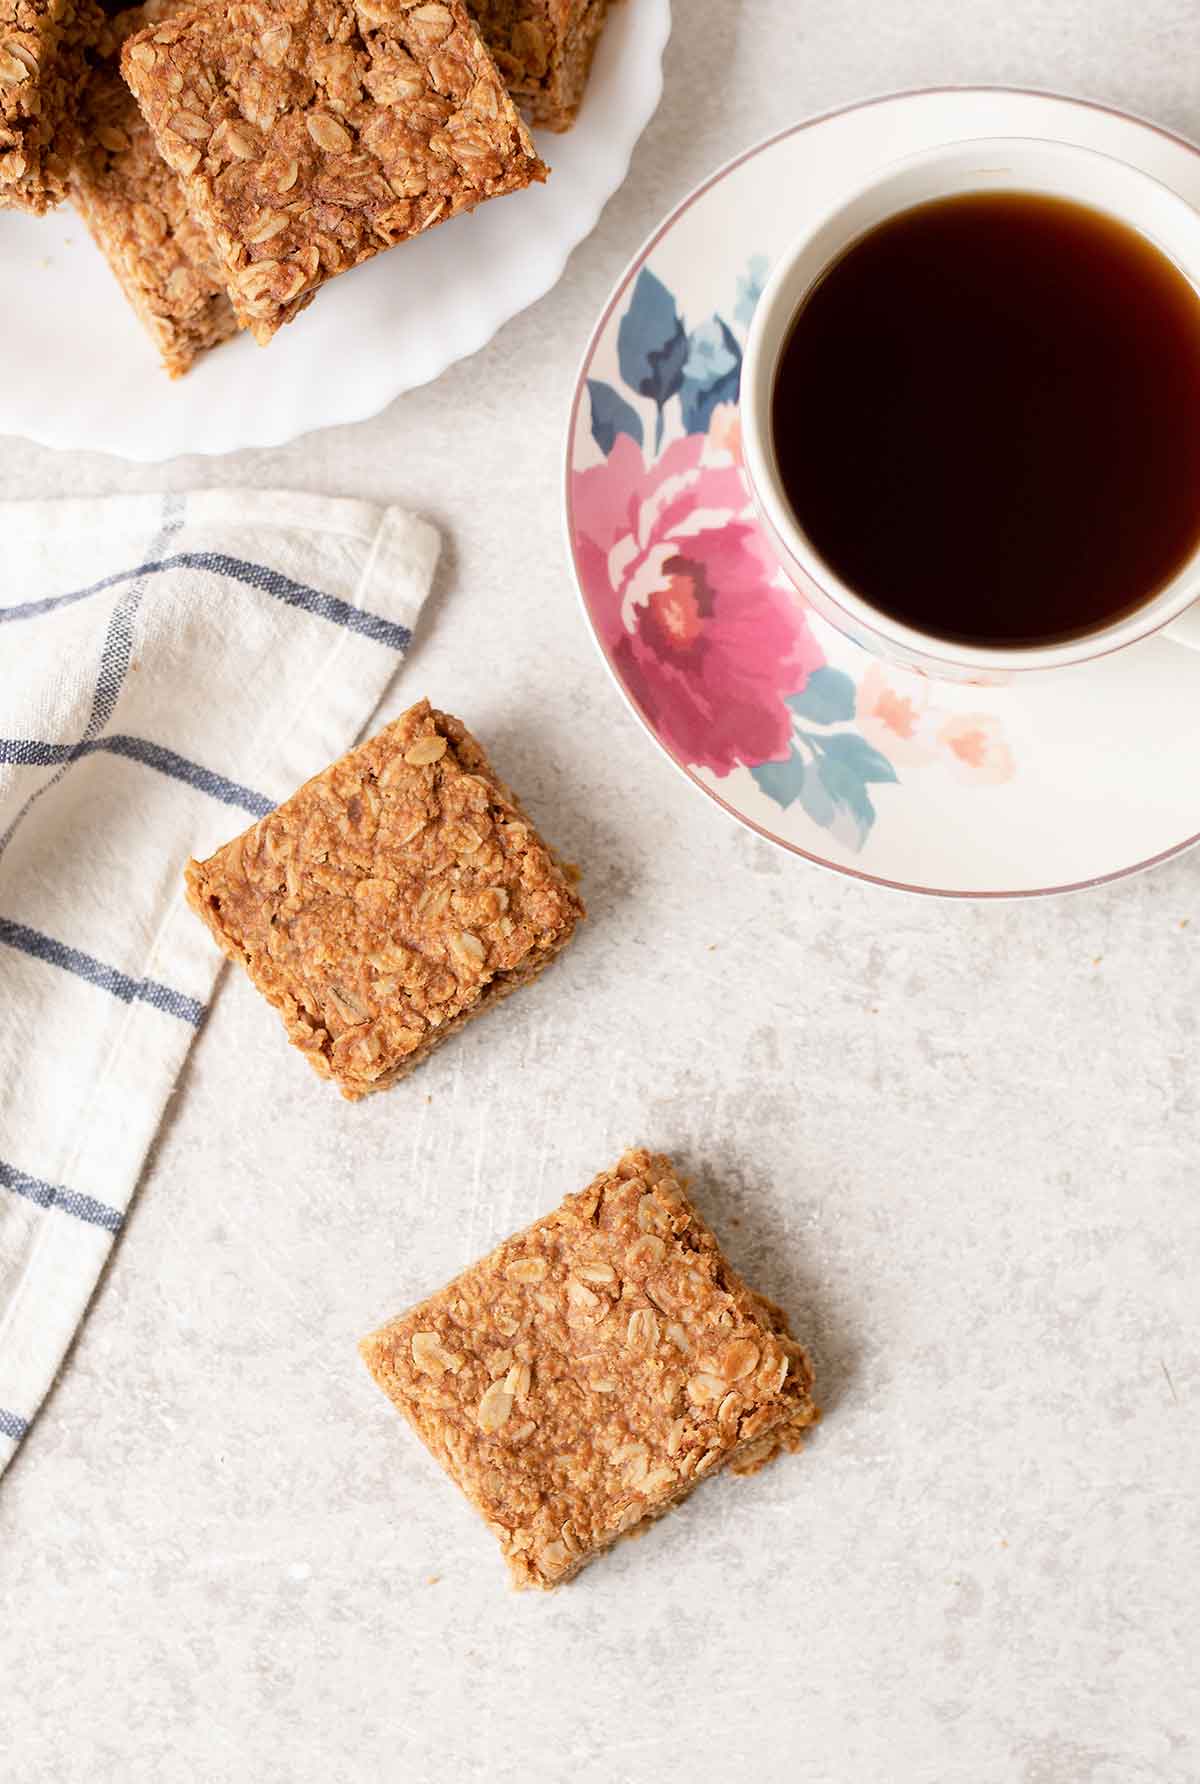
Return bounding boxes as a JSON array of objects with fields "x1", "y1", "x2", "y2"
[{"x1": 564, "y1": 88, "x2": 1200, "y2": 897}]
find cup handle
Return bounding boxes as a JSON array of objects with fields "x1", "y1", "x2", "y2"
[{"x1": 1164, "y1": 601, "x2": 1200, "y2": 651}]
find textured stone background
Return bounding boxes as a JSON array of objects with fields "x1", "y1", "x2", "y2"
[{"x1": 2, "y1": 3, "x2": 1199, "y2": 1780}]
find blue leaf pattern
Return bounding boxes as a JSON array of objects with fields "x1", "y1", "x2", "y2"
[
  {"x1": 680, "y1": 316, "x2": 742, "y2": 434},
  {"x1": 617, "y1": 269, "x2": 689, "y2": 410},
  {"x1": 682, "y1": 315, "x2": 739, "y2": 384},
  {"x1": 586, "y1": 379, "x2": 644, "y2": 456},
  {"x1": 815, "y1": 752, "x2": 878, "y2": 849},
  {"x1": 798, "y1": 760, "x2": 836, "y2": 829},
  {"x1": 752, "y1": 730, "x2": 897, "y2": 850},
  {"x1": 787, "y1": 666, "x2": 857, "y2": 725},
  {"x1": 817, "y1": 732, "x2": 899, "y2": 785},
  {"x1": 750, "y1": 752, "x2": 805, "y2": 809},
  {"x1": 734, "y1": 254, "x2": 770, "y2": 327}
]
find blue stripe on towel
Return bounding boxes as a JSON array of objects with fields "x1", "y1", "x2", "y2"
[
  {"x1": 0, "y1": 919, "x2": 205, "y2": 1026},
  {"x1": 0, "y1": 551, "x2": 413, "y2": 651},
  {"x1": 0, "y1": 502, "x2": 186, "y2": 862},
  {"x1": 0, "y1": 1160, "x2": 124, "y2": 1233},
  {"x1": 0, "y1": 1409, "x2": 29, "y2": 1443},
  {"x1": 0, "y1": 735, "x2": 273, "y2": 817}
]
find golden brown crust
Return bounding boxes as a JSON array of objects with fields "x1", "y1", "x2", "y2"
[
  {"x1": 120, "y1": 0, "x2": 548, "y2": 342},
  {"x1": 0, "y1": 0, "x2": 103, "y2": 212},
  {"x1": 184, "y1": 699, "x2": 584, "y2": 1099},
  {"x1": 360, "y1": 1148, "x2": 819, "y2": 1589},
  {"x1": 70, "y1": 2, "x2": 238, "y2": 376},
  {"x1": 467, "y1": 0, "x2": 611, "y2": 131}
]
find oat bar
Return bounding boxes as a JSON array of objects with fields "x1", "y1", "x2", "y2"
[
  {"x1": 468, "y1": 0, "x2": 612, "y2": 132},
  {"x1": 184, "y1": 700, "x2": 584, "y2": 1099},
  {"x1": 71, "y1": 2, "x2": 238, "y2": 376},
  {"x1": 360, "y1": 1148, "x2": 819, "y2": 1590},
  {"x1": 120, "y1": 0, "x2": 547, "y2": 344},
  {"x1": 1, "y1": 0, "x2": 103, "y2": 212}
]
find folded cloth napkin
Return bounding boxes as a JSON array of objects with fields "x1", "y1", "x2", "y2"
[{"x1": 0, "y1": 489, "x2": 439, "y2": 1476}]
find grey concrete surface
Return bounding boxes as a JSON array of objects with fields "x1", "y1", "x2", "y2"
[{"x1": 2, "y1": 3, "x2": 1199, "y2": 1779}]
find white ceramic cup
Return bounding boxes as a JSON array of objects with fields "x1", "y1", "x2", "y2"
[{"x1": 740, "y1": 136, "x2": 1200, "y2": 682}]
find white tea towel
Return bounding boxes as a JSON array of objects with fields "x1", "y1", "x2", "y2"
[{"x1": 0, "y1": 489, "x2": 439, "y2": 1475}]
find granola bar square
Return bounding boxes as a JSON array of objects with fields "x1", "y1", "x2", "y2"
[
  {"x1": 184, "y1": 700, "x2": 584, "y2": 1100},
  {"x1": 120, "y1": 0, "x2": 547, "y2": 343},
  {"x1": 360, "y1": 1149, "x2": 818, "y2": 1589},
  {"x1": 0, "y1": 0, "x2": 103, "y2": 212},
  {"x1": 467, "y1": 0, "x2": 612, "y2": 132},
  {"x1": 71, "y1": 2, "x2": 238, "y2": 377}
]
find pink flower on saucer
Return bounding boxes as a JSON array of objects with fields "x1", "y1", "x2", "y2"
[
  {"x1": 572, "y1": 431, "x2": 823, "y2": 776},
  {"x1": 937, "y1": 713, "x2": 1015, "y2": 785},
  {"x1": 855, "y1": 663, "x2": 937, "y2": 765}
]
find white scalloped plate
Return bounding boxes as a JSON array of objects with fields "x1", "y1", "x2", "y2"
[{"x1": 0, "y1": 0, "x2": 669, "y2": 460}]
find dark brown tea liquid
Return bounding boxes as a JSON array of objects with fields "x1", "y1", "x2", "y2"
[{"x1": 771, "y1": 192, "x2": 1200, "y2": 647}]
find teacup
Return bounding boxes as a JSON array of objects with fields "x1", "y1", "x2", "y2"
[{"x1": 740, "y1": 136, "x2": 1200, "y2": 683}]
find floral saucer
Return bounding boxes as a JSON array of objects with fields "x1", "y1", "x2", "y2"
[{"x1": 565, "y1": 89, "x2": 1200, "y2": 897}]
